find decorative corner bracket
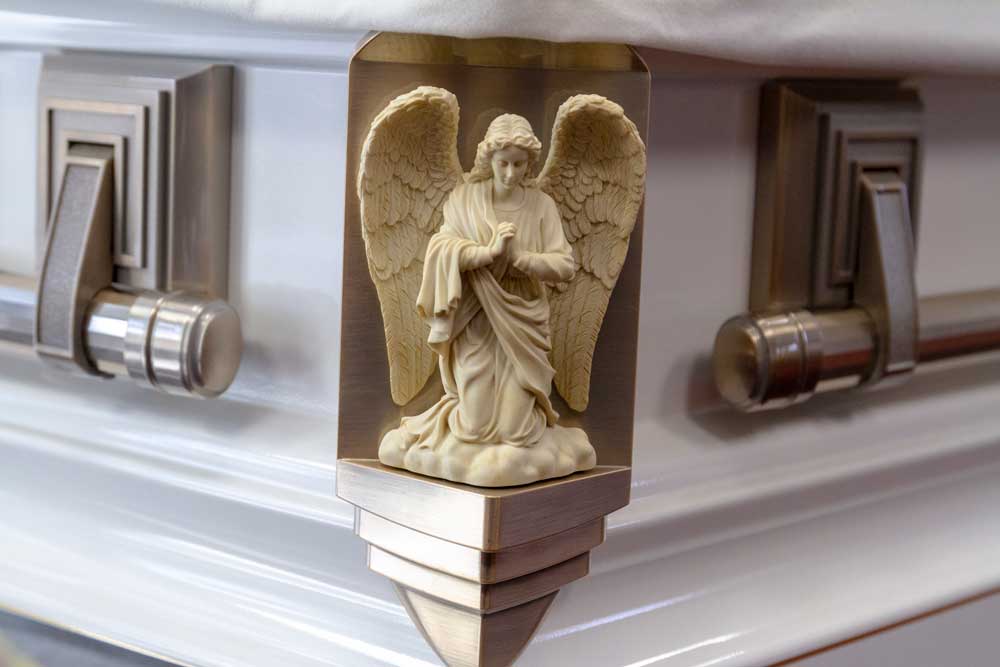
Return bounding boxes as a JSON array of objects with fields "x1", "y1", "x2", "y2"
[{"x1": 336, "y1": 32, "x2": 649, "y2": 666}]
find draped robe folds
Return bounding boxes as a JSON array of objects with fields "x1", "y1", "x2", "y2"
[{"x1": 378, "y1": 180, "x2": 597, "y2": 487}]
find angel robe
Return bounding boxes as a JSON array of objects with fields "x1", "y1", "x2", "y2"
[{"x1": 398, "y1": 180, "x2": 576, "y2": 449}]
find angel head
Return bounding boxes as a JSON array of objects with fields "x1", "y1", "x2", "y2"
[{"x1": 468, "y1": 114, "x2": 542, "y2": 194}]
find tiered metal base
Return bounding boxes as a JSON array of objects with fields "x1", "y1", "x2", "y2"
[{"x1": 337, "y1": 460, "x2": 631, "y2": 667}]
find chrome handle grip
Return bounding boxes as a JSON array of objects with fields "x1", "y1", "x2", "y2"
[
  {"x1": 714, "y1": 310, "x2": 830, "y2": 411},
  {"x1": 714, "y1": 290, "x2": 1000, "y2": 411},
  {"x1": 1, "y1": 273, "x2": 242, "y2": 398}
]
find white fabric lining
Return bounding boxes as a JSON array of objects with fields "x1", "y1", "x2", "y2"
[{"x1": 141, "y1": 0, "x2": 1000, "y2": 72}]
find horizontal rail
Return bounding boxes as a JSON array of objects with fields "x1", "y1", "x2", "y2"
[
  {"x1": 714, "y1": 289, "x2": 1000, "y2": 411},
  {"x1": 0, "y1": 272, "x2": 241, "y2": 398}
]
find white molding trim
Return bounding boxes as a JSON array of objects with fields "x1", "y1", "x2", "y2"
[{"x1": 2, "y1": 395, "x2": 999, "y2": 666}]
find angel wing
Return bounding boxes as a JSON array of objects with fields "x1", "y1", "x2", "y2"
[
  {"x1": 357, "y1": 86, "x2": 464, "y2": 405},
  {"x1": 538, "y1": 95, "x2": 647, "y2": 412}
]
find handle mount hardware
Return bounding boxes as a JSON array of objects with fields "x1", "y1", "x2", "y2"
[
  {"x1": 715, "y1": 81, "x2": 926, "y2": 411},
  {"x1": 0, "y1": 55, "x2": 242, "y2": 398}
]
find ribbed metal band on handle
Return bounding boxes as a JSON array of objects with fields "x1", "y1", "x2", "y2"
[
  {"x1": 140, "y1": 292, "x2": 243, "y2": 398},
  {"x1": 124, "y1": 291, "x2": 169, "y2": 387},
  {"x1": 114, "y1": 288, "x2": 243, "y2": 397}
]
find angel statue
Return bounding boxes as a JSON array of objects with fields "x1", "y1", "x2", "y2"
[{"x1": 357, "y1": 86, "x2": 645, "y2": 487}]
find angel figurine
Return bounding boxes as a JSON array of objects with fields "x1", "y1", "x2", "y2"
[{"x1": 357, "y1": 86, "x2": 645, "y2": 487}]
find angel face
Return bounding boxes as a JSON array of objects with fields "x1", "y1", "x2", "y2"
[{"x1": 490, "y1": 146, "x2": 530, "y2": 195}]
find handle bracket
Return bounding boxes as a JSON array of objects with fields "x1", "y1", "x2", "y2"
[
  {"x1": 0, "y1": 54, "x2": 243, "y2": 398},
  {"x1": 35, "y1": 144, "x2": 115, "y2": 375},
  {"x1": 854, "y1": 170, "x2": 918, "y2": 386},
  {"x1": 715, "y1": 81, "x2": 923, "y2": 410}
]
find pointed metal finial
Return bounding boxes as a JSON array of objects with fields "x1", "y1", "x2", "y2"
[
  {"x1": 337, "y1": 461, "x2": 631, "y2": 667},
  {"x1": 396, "y1": 586, "x2": 557, "y2": 667}
]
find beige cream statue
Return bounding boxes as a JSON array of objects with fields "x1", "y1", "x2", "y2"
[{"x1": 357, "y1": 86, "x2": 645, "y2": 487}]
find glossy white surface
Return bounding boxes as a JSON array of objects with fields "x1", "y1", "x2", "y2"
[
  {"x1": 0, "y1": 51, "x2": 39, "y2": 276},
  {"x1": 791, "y1": 593, "x2": 1000, "y2": 667},
  {"x1": 1, "y1": 10, "x2": 1000, "y2": 667}
]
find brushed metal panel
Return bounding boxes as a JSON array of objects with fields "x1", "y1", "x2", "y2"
[
  {"x1": 38, "y1": 54, "x2": 232, "y2": 298},
  {"x1": 338, "y1": 459, "x2": 629, "y2": 551},
  {"x1": 749, "y1": 81, "x2": 922, "y2": 313},
  {"x1": 358, "y1": 510, "x2": 604, "y2": 583},
  {"x1": 369, "y1": 546, "x2": 589, "y2": 613}
]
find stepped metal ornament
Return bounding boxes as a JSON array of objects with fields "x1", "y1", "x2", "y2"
[
  {"x1": 337, "y1": 32, "x2": 649, "y2": 667},
  {"x1": 339, "y1": 461, "x2": 630, "y2": 667}
]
